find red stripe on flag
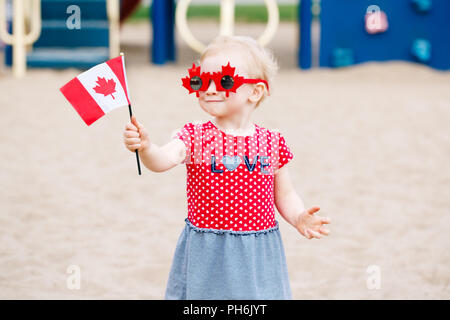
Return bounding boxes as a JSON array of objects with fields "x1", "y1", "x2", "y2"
[
  {"x1": 60, "y1": 77, "x2": 105, "y2": 126},
  {"x1": 106, "y1": 56, "x2": 130, "y2": 105}
]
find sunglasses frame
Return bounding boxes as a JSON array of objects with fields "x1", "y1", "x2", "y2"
[{"x1": 182, "y1": 62, "x2": 270, "y2": 98}]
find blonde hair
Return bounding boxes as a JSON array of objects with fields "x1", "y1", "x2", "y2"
[{"x1": 199, "y1": 35, "x2": 279, "y2": 108}]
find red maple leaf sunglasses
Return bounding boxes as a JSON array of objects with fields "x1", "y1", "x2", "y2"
[{"x1": 182, "y1": 62, "x2": 270, "y2": 98}]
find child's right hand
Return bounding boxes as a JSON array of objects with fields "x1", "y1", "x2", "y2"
[{"x1": 123, "y1": 115, "x2": 150, "y2": 152}]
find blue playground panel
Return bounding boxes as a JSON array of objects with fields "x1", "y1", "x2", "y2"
[
  {"x1": 4, "y1": 0, "x2": 176, "y2": 68},
  {"x1": 40, "y1": 0, "x2": 108, "y2": 20},
  {"x1": 299, "y1": 0, "x2": 450, "y2": 70},
  {"x1": 33, "y1": 20, "x2": 109, "y2": 48},
  {"x1": 299, "y1": 0, "x2": 312, "y2": 69},
  {"x1": 151, "y1": 0, "x2": 176, "y2": 64},
  {"x1": 5, "y1": 0, "x2": 110, "y2": 69}
]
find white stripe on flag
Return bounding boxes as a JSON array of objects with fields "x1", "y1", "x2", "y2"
[
  {"x1": 121, "y1": 55, "x2": 131, "y2": 102},
  {"x1": 77, "y1": 62, "x2": 128, "y2": 114}
]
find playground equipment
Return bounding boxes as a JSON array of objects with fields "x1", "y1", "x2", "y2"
[
  {"x1": 151, "y1": 0, "x2": 175, "y2": 64},
  {"x1": 175, "y1": 0, "x2": 279, "y2": 54},
  {"x1": 299, "y1": 0, "x2": 450, "y2": 70},
  {"x1": 1, "y1": 0, "x2": 120, "y2": 77},
  {"x1": 0, "y1": 0, "x2": 41, "y2": 77},
  {"x1": 3, "y1": 0, "x2": 449, "y2": 74},
  {"x1": 151, "y1": 0, "x2": 279, "y2": 64}
]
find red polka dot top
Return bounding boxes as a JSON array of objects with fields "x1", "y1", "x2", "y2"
[{"x1": 172, "y1": 120, "x2": 294, "y2": 231}]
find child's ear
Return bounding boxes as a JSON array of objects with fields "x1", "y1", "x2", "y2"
[{"x1": 248, "y1": 83, "x2": 265, "y2": 104}]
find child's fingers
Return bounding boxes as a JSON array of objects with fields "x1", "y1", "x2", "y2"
[
  {"x1": 131, "y1": 116, "x2": 142, "y2": 130},
  {"x1": 124, "y1": 130, "x2": 139, "y2": 138},
  {"x1": 128, "y1": 144, "x2": 141, "y2": 151},
  {"x1": 131, "y1": 116, "x2": 148, "y2": 138},
  {"x1": 308, "y1": 229, "x2": 322, "y2": 239},
  {"x1": 321, "y1": 217, "x2": 331, "y2": 224},
  {"x1": 304, "y1": 229, "x2": 311, "y2": 239},
  {"x1": 306, "y1": 206, "x2": 320, "y2": 215},
  {"x1": 125, "y1": 137, "x2": 141, "y2": 145},
  {"x1": 125, "y1": 122, "x2": 138, "y2": 131},
  {"x1": 318, "y1": 227, "x2": 330, "y2": 236}
]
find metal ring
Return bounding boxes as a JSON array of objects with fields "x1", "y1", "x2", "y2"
[{"x1": 175, "y1": 0, "x2": 279, "y2": 54}]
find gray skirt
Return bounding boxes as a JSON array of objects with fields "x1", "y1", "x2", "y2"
[{"x1": 164, "y1": 218, "x2": 292, "y2": 300}]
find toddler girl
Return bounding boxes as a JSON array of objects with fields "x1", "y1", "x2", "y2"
[{"x1": 123, "y1": 35, "x2": 331, "y2": 300}]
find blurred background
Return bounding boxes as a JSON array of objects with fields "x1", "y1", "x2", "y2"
[{"x1": 0, "y1": 0, "x2": 449, "y2": 299}]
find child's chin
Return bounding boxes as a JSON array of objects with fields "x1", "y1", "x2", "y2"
[
  {"x1": 206, "y1": 110, "x2": 222, "y2": 117},
  {"x1": 203, "y1": 105, "x2": 224, "y2": 115}
]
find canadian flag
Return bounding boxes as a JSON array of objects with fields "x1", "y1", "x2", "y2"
[{"x1": 60, "y1": 55, "x2": 131, "y2": 126}]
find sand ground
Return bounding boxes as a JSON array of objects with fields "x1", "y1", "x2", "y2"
[{"x1": 0, "y1": 21, "x2": 449, "y2": 299}]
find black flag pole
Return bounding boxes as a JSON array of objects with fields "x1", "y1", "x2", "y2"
[
  {"x1": 120, "y1": 52, "x2": 141, "y2": 175},
  {"x1": 128, "y1": 103, "x2": 142, "y2": 175}
]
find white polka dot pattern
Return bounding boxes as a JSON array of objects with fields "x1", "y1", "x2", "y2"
[{"x1": 173, "y1": 121, "x2": 293, "y2": 231}]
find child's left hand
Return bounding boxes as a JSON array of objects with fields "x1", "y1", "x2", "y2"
[{"x1": 295, "y1": 206, "x2": 331, "y2": 239}]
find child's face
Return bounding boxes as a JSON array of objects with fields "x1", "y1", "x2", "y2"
[{"x1": 198, "y1": 50, "x2": 257, "y2": 118}]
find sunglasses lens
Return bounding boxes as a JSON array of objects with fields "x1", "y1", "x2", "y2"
[
  {"x1": 190, "y1": 76, "x2": 202, "y2": 90},
  {"x1": 221, "y1": 75, "x2": 234, "y2": 90}
]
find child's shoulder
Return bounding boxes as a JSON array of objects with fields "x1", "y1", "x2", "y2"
[
  {"x1": 174, "y1": 120, "x2": 209, "y2": 132},
  {"x1": 255, "y1": 123, "x2": 286, "y2": 139},
  {"x1": 171, "y1": 120, "x2": 209, "y2": 139}
]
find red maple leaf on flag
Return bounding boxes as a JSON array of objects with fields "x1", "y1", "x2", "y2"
[{"x1": 93, "y1": 76, "x2": 116, "y2": 100}]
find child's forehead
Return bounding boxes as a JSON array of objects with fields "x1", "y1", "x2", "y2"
[{"x1": 200, "y1": 53, "x2": 249, "y2": 76}]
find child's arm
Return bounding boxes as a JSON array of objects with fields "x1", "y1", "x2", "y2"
[
  {"x1": 139, "y1": 139, "x2": 186, "y2": 172},
  {"x1": 274, "y1": 166, "x2": 331, "y2": 239},
  {"x1": 123, "y1": 116, "x2": 185, "y2": 172}
]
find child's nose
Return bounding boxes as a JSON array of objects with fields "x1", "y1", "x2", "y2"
[{"x1": 206, "y1": 79, "x2": 217, "y2": 93}]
